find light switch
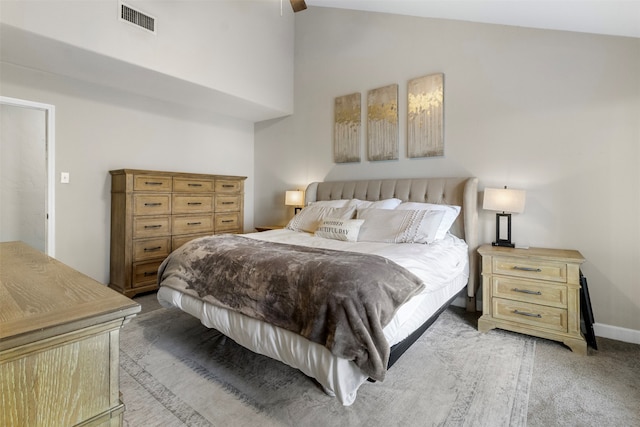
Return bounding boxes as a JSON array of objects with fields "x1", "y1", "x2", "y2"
[{"x1": 61, "y1": 172, "x2": 70, "y2": 184}]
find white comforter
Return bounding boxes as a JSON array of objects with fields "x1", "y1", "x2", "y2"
[{"x1": 157, "y1": 229, "x2": 469, "y2": 405}]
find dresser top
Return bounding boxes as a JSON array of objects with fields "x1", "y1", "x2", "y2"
[
  {"x1": 109, "y1": 169, "x2": 247, "y2": 181},
  {"x1": 0, "y1": 242, "x2": 141, "y2": 349},
  {"x1": 478, "y1": 244, "x2": 585, "y2": 263}
]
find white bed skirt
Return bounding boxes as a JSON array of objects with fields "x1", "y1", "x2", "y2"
[{"x1": 157, "y1": 271, "x2": 467, "y2": 406}]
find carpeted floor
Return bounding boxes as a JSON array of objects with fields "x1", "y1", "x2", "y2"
[
  {"x1": 124, "y1": 293, "x2": 640, "y2": 426},
  {"x1": 120, "y1": 302, "x2": 534, "y2": 426}
]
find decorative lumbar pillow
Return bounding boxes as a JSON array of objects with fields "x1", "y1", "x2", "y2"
[
  {"x1": 356, "y1": 208, "x2": 445, "y2": 244},
  {"x1": 286, "y1": 205, "x2": 356, "y2": 233},
  {"x1": 348, "y1": 198, "x2": 403, "y2": 210},
  {"x1": 315, "y1": 218, "x2": 365, "y2": 242},
  {"x1": 395, "y1": 202, "x2": 461, "y2": 240}
]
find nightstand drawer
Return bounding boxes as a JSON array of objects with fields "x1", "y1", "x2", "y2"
[
  {"x1": 133, "y1": 215, "x2": 171, "y2": 238},
  {"x1": 493, "y1": 256, "x2": 567, "y2": 283},
  {"x1": 492, "y1": 277, "x2": 567, "y2": 308},
  {"x1": 493, "y1": 298, "x2": 568, "y2": 333},
  {"x1": 172, "y1": 194, "x2": 214, "y2": 214}
]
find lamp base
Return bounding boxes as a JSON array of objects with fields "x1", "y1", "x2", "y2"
[{"x1": 492, "y1": 241, "x2": 515, "y2": 248}]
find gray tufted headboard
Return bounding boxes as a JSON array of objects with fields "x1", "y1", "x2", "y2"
[{"x1": 304, "y1": 177, "x2": 479, "y2": 311}]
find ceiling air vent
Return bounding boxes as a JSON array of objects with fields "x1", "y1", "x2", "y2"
[{"x1": 120, "y1": 2, "x2": 156, "y2": 34}]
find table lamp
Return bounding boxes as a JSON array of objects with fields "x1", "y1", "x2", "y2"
[
  {"x1": 285, "y1": 190, "x2": 304, "y2": 215},
  {"x1": 483, "y1": 186, "x2": 526, "y2": 248}
]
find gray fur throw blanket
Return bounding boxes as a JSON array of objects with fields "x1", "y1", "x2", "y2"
[{"x1": 158, "y1": 234, "x2": 425, "y2": 381}]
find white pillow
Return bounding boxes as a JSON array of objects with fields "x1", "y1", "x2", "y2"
[
  {"x1": 315, "y1": 218, "x2": 365, "y2": 242},
  {"x1": 308, "y1": 199, "x2": 350, "y2": 208},
  {"x1": 348, "y1": 198, "x2": 403, "y2": 210},
  {"x1": 356, "y1": 208, "x2": 445, "y2": 244},
  {"x1": 395, "y1": 202, "x2": 461, "y2": 240},
  {"x1": 286, "y1": 205, "x2": 356, "y2": 233}
]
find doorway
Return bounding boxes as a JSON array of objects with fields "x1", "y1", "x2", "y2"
[{"x1": 0, "y1": 96, "x2": 55, "y2": 255}]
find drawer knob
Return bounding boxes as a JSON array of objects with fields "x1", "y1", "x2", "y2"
[
  {"x1": 514, "y1": 309, "x2": 542, "y2": 318},
  {"x1": 512, "y1": 288, "x2": 542, "y2": 295},
  {"x1": 513, "y1": 266, "x2": 542, "y2": 272}
]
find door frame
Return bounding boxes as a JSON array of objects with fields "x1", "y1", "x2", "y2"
[{"x1": 0, "y1": 96, "x2": 56, "y2": 256}]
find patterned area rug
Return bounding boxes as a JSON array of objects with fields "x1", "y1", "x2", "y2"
[{"x1": 119, "y1": 307, "x2": 535, "y2": 427}]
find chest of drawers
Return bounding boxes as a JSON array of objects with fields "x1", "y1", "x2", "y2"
[
  {"x1": 477, "y1": 245, "x2": 587, "y2": 354},
  {"x1": 109, "y1": 169, "x2": 246, "y2": 297}
]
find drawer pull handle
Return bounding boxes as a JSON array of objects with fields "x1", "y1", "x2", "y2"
[
  {"x1": 187, "y1": 222, "x2": 202, "y2": 226},
  {"x1": 144, "y1": 181, "x2": 163, "y2": 186},
  {"x1": 143, "y1": 271, "x2": 157, "y2": 277},
  {"x1": 144, "y1": 225, "x2": 162, "y2": 229},
  {"x1": 222, "y1": 220, "x2": 234, "y2": 223},
  {"x1": 221, "y1": 201, "x2": 235, "y2": 205},
  {"x1": 513, "y1": 309, "x2": 542, "y2": 318},
  {"x1": 188, "y1": 202, "x2": 202, "y2": 205},
  {"x1": 513, "y1": 266, "x2": 542, "y2": 272},
  {"x1": 222, "y1": 184, "x2": 234, "y2": 188},
  {"x1": 144, "y1": 202, "x2": 162, "y2": 207},
  {"x1": 144, "y1": 246, "x2": 162, "y2": 252},
  {"x1": 512, "y1": 288, "x2": 542, "y2": 295},
  {"x1": 188, "y1": 183, "x2": 203, "y2": 187}
]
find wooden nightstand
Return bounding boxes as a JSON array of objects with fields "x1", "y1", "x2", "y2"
[{"x1": 478, "y1": 244, "x2": 587, "y2": 355}]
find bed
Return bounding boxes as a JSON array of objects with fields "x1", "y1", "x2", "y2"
[{"x1": 157, "y1": 177, "x2": 479, "y2": 406}]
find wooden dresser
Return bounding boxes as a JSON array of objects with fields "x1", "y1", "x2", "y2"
[
  {"x1": 109, "y1": 169, "x2": 246, "y2": 297},
  {"x1": 0, "y1": 241, "x2": 140, "y2": 427},
  {"x1": 478, "y1": 244, "x2": 587, "y2": 354}
]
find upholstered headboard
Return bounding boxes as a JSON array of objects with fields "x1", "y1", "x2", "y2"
[{"x1": 304, "y1": 177, "x2": 479, "y2": 311}]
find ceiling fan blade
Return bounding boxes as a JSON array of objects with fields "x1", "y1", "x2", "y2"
[{"x1": 290, "y1": 0, "x2": 307, "y2": 12}]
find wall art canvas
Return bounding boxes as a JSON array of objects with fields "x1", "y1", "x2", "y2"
[
  {"x1": 407, "y1": 73, "x2": 444, "y2": 158},
  {"x1": 334, "y1": 93, "x2": 361, "y2": 163},
  {"x1": 367, "y1": 84, "x2": 398, "y2": 161}
]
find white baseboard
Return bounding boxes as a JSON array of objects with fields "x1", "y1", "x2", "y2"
[{"x1": 593, "y1": 323, "x2": 640, "y2": 345}]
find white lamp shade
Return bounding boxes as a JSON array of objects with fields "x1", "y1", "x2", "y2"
[
  {"x1": 285, "y1": 190, "x2": 304, "y2": 207},
  {"x1": 483, "y1": 188, "x2": 526, "y2": 213}
]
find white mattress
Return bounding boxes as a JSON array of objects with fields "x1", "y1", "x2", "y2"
[{"x1": 157, "y1": 229, "x2": 469, "y2": 405}]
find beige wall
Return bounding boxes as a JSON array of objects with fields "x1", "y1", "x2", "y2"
[
  {"x1": 254, "y1": 8, "x2": 640, "y2": 339},
  {"x1": 0, "y1": 62, "x2": 255, "y2": 283}
]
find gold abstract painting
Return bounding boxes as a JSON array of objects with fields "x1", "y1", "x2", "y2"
[
  {"x1": 367, "y1": 84, "x2": 398, "y2": 161},
  {"x1": 407, "y1": 73, "x2": 444, "y2": 158},
  {"x1": 334, "y1": 93, "x2": 361, "y2": 163}
]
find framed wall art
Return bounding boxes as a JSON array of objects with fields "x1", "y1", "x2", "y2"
[
  {"x1": 407, "y1": 73, "x2": 444, "y2": 158},
  {"x1": 367, "y1": 84, "x2": 398, "y2": 161},
  {"x1": 334, "y1": 93, "x2": 361, "y2": 163}
]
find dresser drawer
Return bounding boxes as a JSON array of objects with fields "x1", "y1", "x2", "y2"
[
  {"x1": 493, "y1": 298, "x2": 567, "y2": 333},
  {"x1": 173, "y1": 195, "x2": 214, "y2": 214},
  {"x1": 215, "y1": 195, "x2": 241, "y2": 213},
  {"x1": 132, "y1": 260, "x2": 163, "y2": 288},
  {"x1": 172, "y1": 214, "x2": 214, "y2": 235},
  {"x1": 215, "y1": 212, "x2": 240, "y2": 232},
  {"x1": 492, "y1": 277, "x2": 567, "y2": 309},
  {"x1": 133, "y1": 237, "x2": 171, "y2": 261},
  {"x1": 172, "y1": 233, "x2": 210, "y2": 250},
  {"x1": 134, "y1": 175, "x2": 172, "y2": 192},
  {"x1": 133, "y1": 215, "x2": 171, "y2": 238},
  {"x1": 493, "y1": 256, "x2": 567, "y2": 283},
  {"x1": 215, "y1": 180, "x2": 242, "y2": 193},
  {"x1": 174, "y1": 177, "x2": 215, "y2": 193},
  {"x1": 134, "y1": 194, "x2": 171, "y2": 216}
]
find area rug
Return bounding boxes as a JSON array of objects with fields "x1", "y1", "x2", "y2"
[{"x1": 119, "y1": 307, "x2": 535, "y2": 427}]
